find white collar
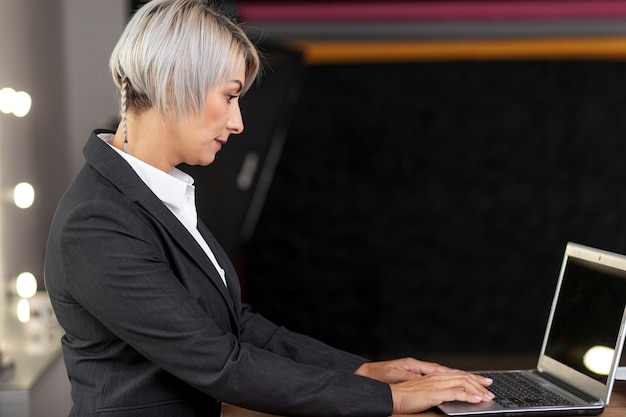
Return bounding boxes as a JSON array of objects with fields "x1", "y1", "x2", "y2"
[{"x1": 97, "y1": 132, "x2": 195, "y2": 213}]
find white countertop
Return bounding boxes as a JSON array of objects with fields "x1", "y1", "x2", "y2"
[{"x1": 0, "y1": 293, "x2": 64, "y2": 392}]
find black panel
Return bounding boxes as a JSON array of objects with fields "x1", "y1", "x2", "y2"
[{"x1": 244, "y1": 60, "x2": 626, "y2": 359}]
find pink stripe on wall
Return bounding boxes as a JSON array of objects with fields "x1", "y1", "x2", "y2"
[{"x1": 238, "y1": 1, "x2": 626, "y2": 22}]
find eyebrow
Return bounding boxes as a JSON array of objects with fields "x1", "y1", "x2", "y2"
[{"x1": 230, "y1": 80, "x2": 243, "y2": 93}]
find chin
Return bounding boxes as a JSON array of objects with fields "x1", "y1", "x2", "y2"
[{"x1": 197, "y1": 154, "x2": 217, "y2": 166}]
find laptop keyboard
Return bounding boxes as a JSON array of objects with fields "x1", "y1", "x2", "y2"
[{"x1": 479, "y1": 371, "x2": 576, "y2": 408}]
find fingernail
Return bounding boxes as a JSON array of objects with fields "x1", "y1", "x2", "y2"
[{"x1": 485, "y1": 391, "x2": 495, "y2": 400}]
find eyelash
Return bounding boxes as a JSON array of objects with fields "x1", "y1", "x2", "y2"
[{"x1": 227, "y1": 94, "x2": 239, "y2": 103}]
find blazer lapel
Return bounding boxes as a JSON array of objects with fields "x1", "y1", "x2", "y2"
[
  {"x1": 83, "y1": 131, "x2": 238, "y2": 321},
  {"x1": 138, "y1": 198, "x2": 234, "y2": 301},
  {"x1": 197, "y1": 221, "x2": 242, "y2": 313}
]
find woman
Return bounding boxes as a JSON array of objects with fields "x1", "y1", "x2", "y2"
[{"x1": 44, "y1": 1, "x2": 494, "y2": 416}]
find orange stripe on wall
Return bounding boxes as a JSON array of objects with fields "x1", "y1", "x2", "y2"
[{"x1": 288, "y1": 37, "x2": 626, "y2": 64}]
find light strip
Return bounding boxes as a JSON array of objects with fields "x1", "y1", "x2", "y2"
[{"x1": 289, "y1": 36, "x2": 626, "y2": 64}]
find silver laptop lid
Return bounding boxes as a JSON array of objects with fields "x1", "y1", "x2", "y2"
[{"x1": 537, "y1": 242, "x2": 626, "y2": 404}]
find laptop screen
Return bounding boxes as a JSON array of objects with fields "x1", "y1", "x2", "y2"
[{"x1": 544, "y1": 256, "x2": 626, "y2": 384}]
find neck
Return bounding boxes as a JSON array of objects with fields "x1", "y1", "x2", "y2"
[{"x1": 111, "y1": 109, "x2": 177, "y2": 173}]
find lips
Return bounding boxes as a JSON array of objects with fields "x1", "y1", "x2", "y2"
[{"x1": 215, "y1": 139, "x2": 227, "y2": 149}]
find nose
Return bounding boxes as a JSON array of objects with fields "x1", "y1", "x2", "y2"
[{"x1": 227, "y1": 103, "x2": 244, "y2": 135}]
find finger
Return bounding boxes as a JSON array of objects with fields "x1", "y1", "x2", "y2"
[
  {"x1": 427, "y1": 372, "x2": 495, "y2": 400},
  {"x1": 474, "y1": 373, "x2": 494, "y2": 387},
  {"x1": 447, "y1": 387, "x2": 491, "y2": 404},
  {"x1": 435, "y1": 370, "x2": 494, "y2": 387}
]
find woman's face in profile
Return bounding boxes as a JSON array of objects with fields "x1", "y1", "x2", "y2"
[{"x1": 167, "y1": 58, "x2": 247, "y2": 167}]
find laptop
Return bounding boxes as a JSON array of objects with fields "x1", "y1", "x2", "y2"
[{"x1": 438, "y1": 242, "x2": 626, "y2": 416}]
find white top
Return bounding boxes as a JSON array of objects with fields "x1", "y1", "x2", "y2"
[{"x1": 97, "y1": 133, "x2": 227, "y2": 287}]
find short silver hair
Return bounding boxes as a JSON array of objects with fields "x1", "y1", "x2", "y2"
[{"x1": 109, "y1": 0, "x2": 260, "y2": 121}]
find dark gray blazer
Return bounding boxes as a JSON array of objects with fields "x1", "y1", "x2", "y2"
[{"x1": 44, "y1": 131, "x2": 392, "y2": 417}]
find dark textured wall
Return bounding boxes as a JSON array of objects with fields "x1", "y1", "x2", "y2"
[{"x1": 240, "y1": 60, "x2": 626, "y2": 360}]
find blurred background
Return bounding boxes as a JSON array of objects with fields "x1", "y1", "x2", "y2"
[{"x1": 3, "y1": 0, "x2": 626, "y2": 369}]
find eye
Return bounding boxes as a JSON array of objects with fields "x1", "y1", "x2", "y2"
[{"x1": 226, "y1": 94, "x2": 239, "y2": 103}]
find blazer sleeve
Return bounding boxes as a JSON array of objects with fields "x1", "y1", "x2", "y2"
[
  {"x1": 238, "y1": 303, "x2": 368, "y2": 373},
  {"x1": 51, "y1": 194, "x2": 392, "y2": 417}
]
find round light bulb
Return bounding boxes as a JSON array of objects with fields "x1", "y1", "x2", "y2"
[
  {"x1": 12, "y1": 91, "x2": 32, "y2": 117},
  {"x1": 16, "y1": 272, "x2": 37, "y2": 298},
  {"x1": 14, "y1": 182, "x2": 35, "y2": 208},
  {"x1": 17, "y1": 298, "x2": 30, "y2": 323}
]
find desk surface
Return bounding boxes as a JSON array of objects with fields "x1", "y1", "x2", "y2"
[{"x1": 223, "y1": 381, "x2": 626, "y2": 417}]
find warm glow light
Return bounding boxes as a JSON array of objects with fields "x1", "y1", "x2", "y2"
[
  {"x1": 583, "y1": 345, "x2": 614, "y2": 376},
  {"x1": 12, "y1": 91, "x2": 32, "y2": 117},
  {"x1": 16, "y1": 272, "x2": 37, "y2": 298},
  {"x1": 17, "y1": 298, "x2": 30, "y2": 323},
  {"x1": 0, "y1": 87, "x2": 32, "y2": 117},
  {"x1": 14, "y1": 182, "x2": 35, "y2": 208}
]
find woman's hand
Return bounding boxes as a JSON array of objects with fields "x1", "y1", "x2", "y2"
[
  {"x1": 389, "y1": 370, "x2": 494, "y2": 414},
  {"x1": 355, "y1": 358, "x2": 494, "y2": 414}
]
